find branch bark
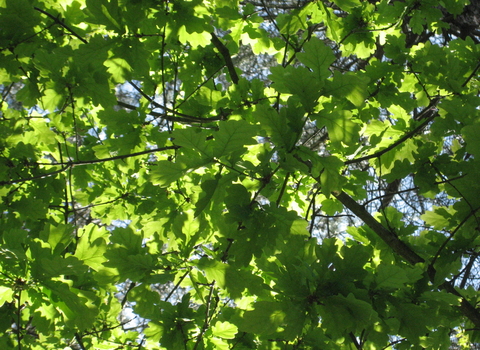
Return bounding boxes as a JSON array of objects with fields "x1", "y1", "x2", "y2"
[
  {"x1": 334, "y1": 190, "x2": 480, "y2": 329},
  {"x1": 333, "y1": 191, "x2": 424, "y2": 265}
]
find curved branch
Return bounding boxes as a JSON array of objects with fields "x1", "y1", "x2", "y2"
[{"x1": 127, "y1": 81, "x2": 226, "y2": 123}]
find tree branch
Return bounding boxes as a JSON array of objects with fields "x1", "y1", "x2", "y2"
[
  {"x1": 34, "y1": 7, "x2": 88, "y2": 44},
  {"x1": 334, "y1": 190, "x2": 480, "y2": 329},
  {"x1": 0, "y1": 146, "x2": 179, "y2": 186},
  {"x1": 116, "y1": 100, "x2": 222, "y2": 124},
  {"x1": 333, "y1": 190, "x2": 424, "y2": 265},
  {"x1": 345, "y1": 99, "x2": 440, "y2": 165},
  {"x1": 164, "y1": 270, "x2": 189, "y2": 302},
  {"x1": 193, "y1": 282, "x2": 216, "y2": 350},
  {"x1": 74, "y1": 333, "x2": 87, "y2": 350},
  {"x1": 127, "y1": 81, "x2": 227, "y2": 123}
]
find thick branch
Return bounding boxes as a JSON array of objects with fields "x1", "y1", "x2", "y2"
[
  {"x1": 334, "y1": 190, "x2": 480, "y2": 329},
  {"x1": 333, "y1": 191, "x2": 424, "y2": 264},
  {"x1": 441, "y1": 282, "x2": 480, "y2": 329}
]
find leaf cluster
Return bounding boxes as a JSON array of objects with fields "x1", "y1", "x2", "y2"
[{"x1": 1, "y1": 0, "x2": 480, "y2": 349}]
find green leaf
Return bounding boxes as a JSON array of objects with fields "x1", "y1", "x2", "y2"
[
  {"x1": 211, "y1": 321, "x2": 238, "y2": 339},
  {"x1": 149, "y1": 160, "x2": 188, "y2": 186},
  {"x1": 173, "y1": 128, "x2": 213, "y2": 158},
  {"x1": 321, "y1": 198, "x2": 343, "y2": 216},
  {"x1": 421, "y1": 206, "x2": 456, "y2": 230},
  {"x1": 462, "y1": 123, "x2": 480, "y2": 158},
  {"x1": 332, "y1": 0, "x2": 362, "y2": 11},
  {"x1": 74, "y1": 224, "x2": 108, "y2": 271},
  {"x1": 276, "y1": 10, "x2": 308, "y2": 35},
  {"x1": 269, "y1": 65, "x2": 322, "y2": 112},
  {"x1": 40, "y1": 223, "x2": 74, "y2": 255},
  {"x1": 197, "y1": 258, "x2": 228, "y2": 287},
  {"x1": 297, "y1": 37, "x2": 335, "y2": 81},
  {"x1": 314, "y1": 108, "x2": 361, "y2": 147},
  {"x1": 85, "y1": 0, "x2": 123, "y2": 30},
  {"x1": 326, "y1": 71, "x2": 370, "y2": 107},
  {"x1": 213, "y1": 120, "x2": 257, "y2": 158},
  {"x1": 237, "y1": 301, "x2": 287, "y2": 335},
  {"x1": 375, "y1": 264, "x2": 409, "y2": 290},
  {"x1": 0, "y1": 286, "x2": 14, "y2": 307},
  {"x1": 320, "y1": 293, "x2": 379, "y2": 335},
  {"x1": 318, "y1": 156, "x2": 346, "y2": 197},
  {"x1": 254, "y1": 104, "x2": 297, "y2": 149},
  {"x1": 43, "y1": 280, "x2": 98, "y2": 331},
  {"x1": 290, "y1": 219, "x2": 310, "y2": 236},
  {"x1": 195, "y1": 177, "x2": 220, "y2": 217}
]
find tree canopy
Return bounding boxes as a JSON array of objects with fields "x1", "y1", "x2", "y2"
[{"x1": 1, "y1": 0, "x2": 480, "y2": 349}]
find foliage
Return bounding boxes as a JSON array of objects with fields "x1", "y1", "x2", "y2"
[{"x1": 1, "y1": 0, "x2": 480, "y2": 349}]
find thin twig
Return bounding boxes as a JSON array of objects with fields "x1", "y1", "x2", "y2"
[
  {"x1": 345, "y1": 100, "x2": 440, "y2": 165},
  {"x1": 428, "y1": 205, "x2": 480, "y2": 280},
  {"x1": 16, "y1": 290, "x2": 22, "y2": 350},
  {"x1": 462, "y1": 60, "x2": 480, "y2": 88},
  {"x1": 276, "y1": 172, "x2": 290, "y2": 207},
  {"x1": 121, "y1": 281, "x2": 137, "y2": 307},
  {"x1": 165, "y1": 270, "x2": 189, "y2": 302},
  {"x1": 0, "y1": 146, "x2": 180, "y2": 186},
  {"x1": 117, "y1": 100, "x2": 222, "y2": 124},
  {"x1": 0, "y1": 165, "x2": 70, "y2": 186},
  {"x1": 127, "y1": 82, "x2": 224, "y2": 123},
  {"x1": 193, "y1": 282, "x2": 215, "y2": 350}
]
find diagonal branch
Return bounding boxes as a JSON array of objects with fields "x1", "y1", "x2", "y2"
[
  {"x1": 333, "y1": 190, "x2": 425, "y2": 265},
  {"x1": 334, "y1": 190, "x2": 480, "y2": 329},
  {"x1": 345, "y1": 99, "x2": 440, "y2": 165},
  {"x1": 34, "y1": 7, "x2": 88, "y2": 44},
  {"x1": 127, "y1": 81, "x2": 227, "y2": 123}
]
